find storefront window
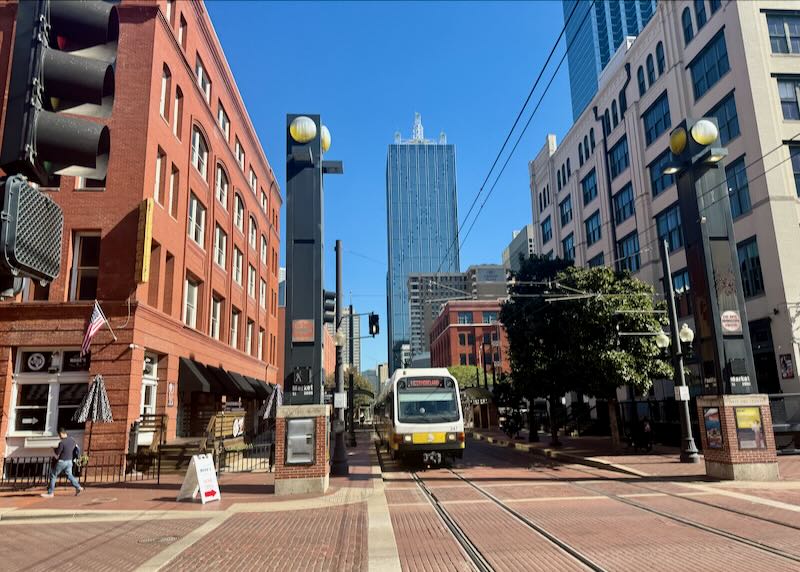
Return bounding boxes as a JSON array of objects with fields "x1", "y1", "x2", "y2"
[
  {"x1": 57, "y1": 383, "x2": 88, "y2": 430},
  {"x1": 14, "y1": 384, "x2": 49, "y2": 432}
]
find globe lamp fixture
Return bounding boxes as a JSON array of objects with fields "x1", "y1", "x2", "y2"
[
  {"x1": 679, "y1": 323, "x2": 695, "y2": 344},
  {"x1": 655, "y1": 330, "x2": 671, "y2": 349},
  {"x1": 289, "y1": 116, "x2": 317, "y2": 143},
  {"x1": 669, "y1": 126, "x2": 688, "y2": 155},
  {"x1": 690, "y1": 119, "x2": 719, "y2": 146},
  {"x1": 320, "y1": 125, "x2": 331, "y2": 153}
]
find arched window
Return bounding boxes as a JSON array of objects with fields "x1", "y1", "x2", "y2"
[
  {"x1": 561, "y1": 164, "x2": 567, "y2": 185},
  {"x1": 191, "y1": 126, "x2": 208, "y2": 179},
  {"x1": 172, "y1": 86, "x2": 183, "y2": 139},
  {"x1": 694, "y1": 0, "x2": 707, "y2": 29},
  {"x1": 682, "y1": 8, "x2": 694, "y2": 45},
  {"x1": 637, "y1": 66, "x2": 646, "y2": 96},
  {"x1": 604, "y1": 109, "x2": 611, "y2": 134},
  {"x1": 656, "y1": 42, "x2": 665, "y2": 75},
  {"x1": 619, "y1": 89, "x2": 627, "y2": 114},
  {"x1": 589, "y1": 128, "x2": 595, "y2": 151},
  {"x1": 557, "y1": 170, "x2": 562, "y2": 190},
  {"x1": 612, "y1": 101, "x2": 619, "y2": 128},
  {"x1": 249, "y1": 215, "x2": 257, "y2": 249},
  {"x1": 234, "y1": 194, "x2": 244, "y2": 232},
  {"x1": 584, "y1": 135, "x2": 590, "y2": 156},
  {"x1": 215, "y1": 164, "x2": 229, "y2": 207},
  {"x1": 646, "y1": 55, "x2": 656, "y2": 85},
  {"x1": 578, "y1": 142, "x2": 584, "y2": 166},
  {"x1": 566, "y1": 158, "x2": 571, "y2": 178},
  {"x1": 159, "y1": 64, "x2": 171, "y2": 118},
  {"x1": 261, "y1": 234, "x2": 268, "y2": 265}
]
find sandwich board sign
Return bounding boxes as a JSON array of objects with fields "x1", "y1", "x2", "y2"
[{"x1": 176, "y1": 454, "x2": 221, "y2": 504}]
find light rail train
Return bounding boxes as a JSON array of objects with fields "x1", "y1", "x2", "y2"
[{"x1": 374, "y1": 367, "x2": 465, "y2": 465}]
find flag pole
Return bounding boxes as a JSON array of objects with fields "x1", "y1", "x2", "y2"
[{"x1": 95, "y1": 300, "x2": 118, "y2": 342}]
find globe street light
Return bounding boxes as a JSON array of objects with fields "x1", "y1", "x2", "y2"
[{"x1": 679, "y1": 323, "x2": 695, "y2": 344}]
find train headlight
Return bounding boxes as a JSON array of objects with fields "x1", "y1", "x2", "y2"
[
  {"x1": 403, "y1": 434, "x2": 412, "y2": 443},
  {"x1": 447, "y1": 433, "x2": 457, "y2": 442},
  {"x1": 447, "y1": 432, "x2": 465, "y2": 443}
]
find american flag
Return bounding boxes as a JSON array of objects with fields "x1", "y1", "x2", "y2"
[{"x1": 81, "y1": 301, "x2": 108, "y2": 356}]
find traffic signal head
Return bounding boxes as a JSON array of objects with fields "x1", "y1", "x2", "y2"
[
  {"x1": 368, "y1": 313, "x2": 379, "y2": 336},
  {"x1": 1, "y1": 0, "x2": 118, "y2": 185},
  {"x1": 323, "y1": 290, "x2": 336, "y2": 325},
  {"x1": 0, "y1": 175, "x2": 64, "y2": 283}
]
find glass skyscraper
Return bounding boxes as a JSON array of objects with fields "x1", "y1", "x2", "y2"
[
  {"x1": 386, "y1": 114, "x2": 459, "y2": 373},
  {"x1": 564, "y1": 0, "x2": 657, "y2": 120}
]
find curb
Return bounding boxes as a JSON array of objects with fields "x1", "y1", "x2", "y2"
[{"x1": 469, "y1": 431, "x2": 648, "y2": 477}]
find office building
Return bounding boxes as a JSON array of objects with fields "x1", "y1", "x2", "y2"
[
  {"x1": 325, "y1": 306, "x2": 361, "y2": 372},
  {"x1": 407, "y1": 272, "x2": 468, "y2": 360},
  {"x1": 466, "y1": 264, "x2": 506, "y2": 299},
  {"x1": 386, "y1": 113, "x2": 459, "y2": 373},
  {"x1": 564, "y1": 0, "x2": 657, "y2": 120},
  {"x1": 0, "y1": 0, "x2": 283, "y2": 458},
  {"x1": 502, "y1": 225, "x2": 536, "y2": 273},
  {"x1": 531, "y1": 0, "x2": 800, "y2": 395}
]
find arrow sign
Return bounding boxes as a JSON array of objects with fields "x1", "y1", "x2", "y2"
[{"x1": 21, "y1": 417, "x2": 39, "y2": 425}]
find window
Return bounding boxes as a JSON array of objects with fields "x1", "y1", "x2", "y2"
[
  {"x1": 459, "y1": 354, "x2": 467, "y2": 366},
  {"x1": 234, "y1": 194, "x2": 244, "y2": 232},
  {"x1": 210, "y1": 295, "x2": 222, "y2": 340},
  {"x1": 557, "y1": 170, "x2": 562, "y2": 191},
  {"x1": 261, "y1": 235, "x2": 268, "y2": 265},
  {"x1": 249, "y1": 168, "x2": 257, "y2": 192},
  {"x1": 195, "y1": 56, "x2": 211, "y2": 103},
  {"x1": 737, "y1": 237, "x2": 765, "y2": 298},
  {"x1": 235, "y1": 138, "x2": 245, "y2": 169},
  {"x1": 673, "y1": 269, "x2": 693, "y2": 317},
  {"x1": 585, "y1": 211, "x2": 602, "y2": 246},
  {"x1": 707, "y1": 92, "x2": 740, "y2": 144},
  {"x1": 14, "y1": 384, "x2": 49, "y2": 433},
  {"x1": 178, "y1": 15, "x2": 187, "y2": 49},
  {"x1": 778, "y1": 78, "x2": 800, "y2": 120},
  {"x1": 637, "y1": 66, "x2": 646, "y2": 96},
  {"x1": 682, "y1": 8, "x2": 694, "y2": 45},
  {"x1": 70, "y1": 233, "x2": 100, "y2": 300},
  {"x1": 245, "y1": 320, "x2": 254, "y2": 355},
  {"x1": 458, "y1": 333, "x2": 466, "y2": 346},
  {"x1": 249, "y1": 215, "x2": 257, "y2": 249},
  {"x1": 584, "y1": 135, "x2": 590, "y2": 157},
  {"x1": 578, "y1": 142, "x2": 584, "y2": 166},
  {"x1": 154, "y1": 148, "x2": 166, "y2": 205},
  {"x1": 619, "y1": 89, "x2": 627, "y2": 115},
  {"x1": 562, "y1": 233, "x2": 575, "y2": 260},
  {"x1": 588, "y1": 252, "x2": 605, "y2": 268},
  {"x1": 159, "y1": 65, "x2": 171, "y2": 119},
  {"x1": 604, "y1": 109, "x2": 611, "y2": 134},
  {"x1": 248, "y1": 265, "x2": 256, "y2": 298},
  {"x1": 725, "y1": 156, "x2": 752, "y2": 218},
  {"x1": 59, "y1": 383, "x2": 89, "y2": 431},
  {"x1": 710, "y1": 0, "x2": 720, "y2": 13},
  {"x1": 187, "y1": 193, "x2": 206, "y2": 248},
  {"x1": 217, "y1": 102, "x2": 230, "y2": 140},
  {"x1": 215, "y1": 164, "x2": 228, "y2": 207},
  {"x1": 694, "y1": 0, "x2": 707, "y2": 29},
  {"x1": 566, "y1": 158, "x2": 571, "y2": 178},
  {"x1": 656, "y1": 203, "x2": 684, "y2": 252},
  {"x1": 233, "y1": 247, "x2": 243, "y2": 285},
  {"x1": 646, "y1": 55, "x2": 655, "y2": 86},
  {"x1": 482, "y1": 311, "x2": 498, "y2": 324},
  {"x1": 608, "y1": 136, "x2": 630, "y2": 179},
  {"x1": 75, "y1": 177, "x2": 105, "y2": 191},
  {"x1": 643, "y1": 92, "x2": 671, "y2": 146},
  {"x1": 791, "y1": 145, "x2": 800, "y2": 196},
  {"x1": 559, "y1": 195, "x2": 573, "y2": 226},
  {"x1": 649, "y1": 149, "x2": 675, "y2": 197},
  {"x1": 541, "y1": 216, "x2": 552, "y2": 244},
  {"x1": 230, "y1": 308, "x2": 240, "y2": 349},
  {"x1": 168, "y1": 164, "x2": 179, "y2": 217},
  {"x1": 613, "y1": 183, "x2": 635, "y2": 225},
  {"x1": 165, "y1": 0, "x2": 175, "y2": 25},
  {"x1": 191, "y1": 126, "x2": 208, "y2": 179},
  {"x1": 581, "y1": 169, "x2": 597, "y2": 204},
  {"x1": 172, "y1": 87, "x2": 183, "y2": 138},
  {"x1": 183, "y1": 277, "x2": 199, "y2": 328},
  {"x1": 258, "y1": 328, "x2": 265, "y2": 361},
  {"x1": 616, "y1": 232, "x2": 641, "y2": 273},
  {"x1": 767, "y1": 13, "x2": 800, "y2": 54},
  {"x1": 260, "y1": 279, "x2": 267, "y2": 309},
  {"x1": 589, "y1": 128, "x2": 595, "y2": 151},
  {"x1": 260, "y1": 190, "x2": 268, "y2": 212},
  {"x1": 213, "y1": 225, "x2": 227, "y2": 269},
  {"x1": 612, "y1": 101, "x2": 619, "y2": 128},
  {"x1": 457, "y1": 312, "x2": 472, "y2": 324},
  {"x1": 690, "y1": 31, "x2": 730, "y2": 100}
]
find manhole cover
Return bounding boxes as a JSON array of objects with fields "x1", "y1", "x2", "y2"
[{"x1": 139, "y1": 536, "x2": 179, "y2": 545}]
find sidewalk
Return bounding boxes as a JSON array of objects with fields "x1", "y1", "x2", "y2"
[{"x1": 470, "y1": 428, "x2": 800, "y2": 481}]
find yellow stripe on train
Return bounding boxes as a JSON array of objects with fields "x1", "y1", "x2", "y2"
[{"x1": 411, "y1": 432, "x2": 446, "y2": 444}]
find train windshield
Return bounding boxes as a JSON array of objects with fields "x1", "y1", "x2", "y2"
[{"x1": 396, "y1": 377, "x2": 459, "y2": 423}]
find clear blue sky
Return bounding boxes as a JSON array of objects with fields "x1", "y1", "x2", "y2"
[{"x1": 206, "y1": 0, "x2": 574, "y2": 372}]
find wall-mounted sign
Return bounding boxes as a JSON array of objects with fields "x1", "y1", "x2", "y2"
[
  {"x1": 703, "y1": 407, "x2": 723, "y2": 449},
  {"x1": 62, "y1": 351, "x2": 91, "y2": 372},
  {"x1": 780, "y1": 354, "x2": 795, "y2": 380},
  {"x1": 734, "y1": 406, "x2": 766, "y2": 450},
  {"x1": 720, "y1": 310, "x2": 742, "y2": 334},
  {"x1": 292, "y1": 319, "x2": 314, "y2": 343},
  {"x1": 167, "y1": 382, "x2": 175, "y2": 407}
]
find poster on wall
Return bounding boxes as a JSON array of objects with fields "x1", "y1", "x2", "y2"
[
  {"x1": 734, "y1": 406, "x2": 766, "y2": 450},
  {"x1": 167, "y1": 382, "x2": 175, "y2": 407},
  {"x1": 703, "y1": 407, "x2": 723, "y2": 449},
  {"x1": 780, "y1": 354, "x2": 795, "y2": 380}
]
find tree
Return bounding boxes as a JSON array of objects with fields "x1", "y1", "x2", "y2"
[
  {"x1": 325, "y1": 370, "x2": 375, "y2": 408},
  {"x1": 447, "y1": 365, "x2": 489, "y2": 390}
]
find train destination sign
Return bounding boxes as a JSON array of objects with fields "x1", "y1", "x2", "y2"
[{"x1": 406, "y1": 378, "x2": 445, "y2": 388}]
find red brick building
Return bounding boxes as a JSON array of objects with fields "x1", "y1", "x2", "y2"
[
  {"x1": 429, "y1": 300, "x2": 510, "y2": 376},
  {"x1": 0, "y1": 0, "x2": 282, "y2": 458}
]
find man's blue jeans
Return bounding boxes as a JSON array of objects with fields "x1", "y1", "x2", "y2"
[{"x1": 48, "y1": 460, "x2": 81, "y2": 494}]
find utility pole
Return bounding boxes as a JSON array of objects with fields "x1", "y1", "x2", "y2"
[
  {"x1": 331, "y1": 240, "x2": 348, "y2": 475},
  {"x1": 347, "y1": 304, "x2": 357, "y2": 446},
  {"x1": 482, "y1": 344, "x2": 489, "y2": 389},
  {"x1": 660, "y1": 239, "x2": 700, "y2": 463}
]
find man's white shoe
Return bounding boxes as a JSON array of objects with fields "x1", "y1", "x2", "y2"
[{"x1": 40, "y1": 493, "x2": 54, "y2": 498}]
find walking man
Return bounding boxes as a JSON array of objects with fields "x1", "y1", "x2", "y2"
[{"x1": 41, "y1": 427, "x2": 83, "y2": 498}]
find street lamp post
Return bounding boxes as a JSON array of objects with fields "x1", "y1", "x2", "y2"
[
  {"x1": 347, "y1": 304, "x2": 357, "y2": 447},
  {"x1": 331, "y1": 240, "x2": 348, "y2": 476},
  {"x1": 658, "y1": 239, "x2": 700, "y2": 463}
]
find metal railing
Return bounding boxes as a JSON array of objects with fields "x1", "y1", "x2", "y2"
[
  {"x1": 217, "y1": 442, "x2": 272, "y2": 474},
  {"x1": 768, "y1": 393, "x2": 800, "y2": 454}
]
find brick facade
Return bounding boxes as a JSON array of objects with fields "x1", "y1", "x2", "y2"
[
  {"x1": 697, "y1": 395, "x2": 778, "y2": 467},
  {"x1": 0, "y1": 1, "x2": 282, "y2": 457},
  {"x1": 273, "y1": 405, "x2": 330, "y2": 494}
]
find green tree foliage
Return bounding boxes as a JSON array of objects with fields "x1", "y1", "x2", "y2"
[
  {"x1": 325, "y1": 370, "x2": 375, "y2": 407},
  {"x1": 447, "y1": 365, "x2": 490, "y2": 389}
]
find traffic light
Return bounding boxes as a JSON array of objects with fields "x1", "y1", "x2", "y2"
[
  {"x1": 0, "y1": 0, "x2": 118, "y2": 185},
  {"x1": 323, "y1": 290, "x2": 336, "y2": 325},
  {"x1": 368, "y1": 313, "x2": 379, "y2": 336},
  {"x1": 0, "y1": 175, "x2": 64, "y2": 284}
]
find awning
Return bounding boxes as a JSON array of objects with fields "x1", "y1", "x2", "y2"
[
  {"x1": 227, "y1": 371, "x2": 257, "y2": 398},
  {"x1": 206, "y1": 366, "x2": 242, "y2": 397},
  {"x1": 244, "y1": 376, "x2": 271, "y2": 399},
  {"x1": 178, "y1": 358, "x2": 223, "y2": 394},
  {"x1": 463, "y1": 386, "x2": 494, "y2": 403}
]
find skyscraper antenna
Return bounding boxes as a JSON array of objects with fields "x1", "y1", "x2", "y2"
[{"x1": 412, "y1": 112, "x2": 424, "y2": 141}]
